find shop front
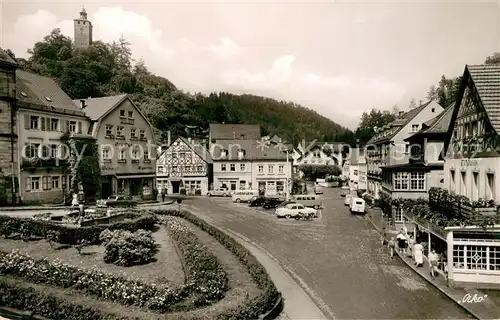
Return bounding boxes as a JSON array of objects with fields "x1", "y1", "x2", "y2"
[
  {"x1": 255, "y1": 178, "x2": 286, "y2": 196},
  {"x1": 115, "y1": 173, "x2": 156, "y2": 200},
  {"x1": 446, "y1": 225, "x2": 500, "y2": 289}
]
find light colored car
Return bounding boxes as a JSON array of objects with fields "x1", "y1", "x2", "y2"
[
  {"x1": 207, "y1": 188, "x2": 230, "y2": 197},
  {"x1": 350, "y1": 197, "x2": 366, "y2": 214},
  {"x1": 344, "y1": 194, "x2": 353, "y2": 206},
  {"x1": 275, "y1": 203, "x2": 317, "y2": 219}
]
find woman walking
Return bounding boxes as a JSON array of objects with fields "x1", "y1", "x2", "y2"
[
  {"x1": 414, "y1": 240, "x2": 424, "y2": 267},
  {"x1": 428, "y1": 249, "x2": 439, "y2": 278},
  {"x1": 388, "y1": 237, "x2": 396, "y2": 259}
]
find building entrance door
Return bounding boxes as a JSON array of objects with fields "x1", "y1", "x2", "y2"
[{"x1": 171, "y1": 181, "x2": 180, "y2": 193}]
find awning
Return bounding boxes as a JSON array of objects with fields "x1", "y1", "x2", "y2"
[{"x1": 117, "y1": 173, "x2": 156, "y2": 179}]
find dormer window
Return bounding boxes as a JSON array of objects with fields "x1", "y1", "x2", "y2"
[
  {"x1": 221, "y1": 149, "x2": 227, "y2": 157},
  {"x1": 44, "y1": 96, "x2": 52, "y2": 102},
  {"x1": 238, "y1": 149, "x2": 245, "y2": 159}
]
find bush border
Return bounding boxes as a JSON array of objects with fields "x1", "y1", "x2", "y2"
[
  {"x1": 0, "y1": 209, "x2": 283, "y2": 319},
  {"x1": 153, "y1": 209, "x2": 282, "y2": 320}
]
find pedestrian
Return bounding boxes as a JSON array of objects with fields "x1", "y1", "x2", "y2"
[
  {"x1": 388, "y1": 237, "x2": 396, "y2": 259},
  {"x1": 161, "y1": 189, "x2": 166, "y2": 202},
  {"x1": 381, "y1": 228, "x2": 387, "y2": 246},
  {"x1": 407, "y1": 235, "x2": 415, "y2": 258},
  {"x1": 396, "y1": 229, "x2": 407, "y2": 254},
  {"x1": 428, "y1": 249, "x2": 439, "y2": 278},
  {"x1": 413, "y1": 240, "x2": 424, "y2": 267}
]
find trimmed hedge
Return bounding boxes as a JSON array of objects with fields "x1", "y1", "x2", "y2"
[
  {"x1": 0, "y1": 279, "x2": 123, "y2": 320},
  {"x1": 0, "y1": 214, "x2": 157, "y2": 245},
  {"x1": 154, "y1": 209, "x2": 281, "y2": 320},
  {"x1": 0, "y1": 215, "x2": 229, "y2": 317}
]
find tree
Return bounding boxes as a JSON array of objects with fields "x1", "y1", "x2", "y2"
[
  {"x1": 14, "y1": 29, "x2": 355, "y2": 146},
  {"x1": 485, "y1": 52, "x2": 500, "y2": 65},
  {"x1": 427, "y1": 85, "x2": 439, "y2": 101},
  {"x1": 298, "y1": 164, "x2": 342, "y2": 181},
  {"x1": 358, "y1": 108, "x2": 396, "y2": 129},
  {"x1": 409, "y1": 98, "x2": 417, "y2": 109}
]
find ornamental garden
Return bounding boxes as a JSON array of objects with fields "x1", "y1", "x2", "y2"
[{"x1": 0, "y1": 209, "x2": 282, "y2": 319}]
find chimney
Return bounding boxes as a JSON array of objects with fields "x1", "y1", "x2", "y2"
[
  {"x1": 188, "y1": 137, "x2": 192, "y2": 144},
  {"x1": 80, "y1": 99, "x2": 86, "y2": 109},
  {"x1": 398, "y1": 111, "x2": 404, "y2": 116},
  {"x1": 167, "y1": 130, "x2": 171, "y2": 145},
  {"x1": 374, "y1": 126, "x2": 378, "y2": 133}
]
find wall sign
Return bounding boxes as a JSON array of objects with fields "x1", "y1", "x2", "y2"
[
  {"x1": 101, "y1": 165, "x2": 114, "y2": 172},
  {"x1": 138, "y1": 166, "x2": 153, "y2": 171},
  {"x1": 461, "y1": 159, "x2": 478, "y2": 167}
]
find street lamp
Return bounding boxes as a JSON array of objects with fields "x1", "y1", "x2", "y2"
[{"x1": 285, "y1": 149, "x2": 291, "y2": 201}]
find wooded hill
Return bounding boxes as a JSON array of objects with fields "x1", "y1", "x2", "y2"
[{"x1": 6, "y1": 29, "x2": 351, "y2": 145}]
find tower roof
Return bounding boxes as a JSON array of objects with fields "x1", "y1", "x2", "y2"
[{"x1": 0, "y1": 48, "x2": 17, "y2": 67}]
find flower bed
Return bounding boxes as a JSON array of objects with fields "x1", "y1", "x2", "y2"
[
  {"x1": 0, "y1": 217, "x2": 229, "y2": 316},
  {"x1": 0, "y1": 279, "x2": 116, "y2": 320},
  {"x1": 154, "y1": 209, "x2": 281, "y2": 320},
  {"x1": 0, "y1": 214, "x2": 157, "y2": 245}
]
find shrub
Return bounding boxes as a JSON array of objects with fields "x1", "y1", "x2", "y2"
[
  {"x1": 0, "y1": 214, "x2": 157, "y2": 245},
  {"x1": 0, "y1": 279, "x2": 120, "y2": 320},
  {"x1": 19, "y1": 224, "x2": 32, "y2": 242},
  {"x1": 154, "y1": 209, "x2": 281, "y2": 319},
  {"x1": 0, "y1": 218, "x2": 229, "y2": 313},
  {"x1": 179, "y1": 188, "x2": 186, "y2": 195},
  {"x1": 102, "y1": 229, "x2": 157, "y2": 266},
  {"x1": 46, "y1": 230, "x2": 60, "y2": 248},
  {"x1": 0, "y1": 219, "x2": 16, "y2": 238},
  {"x1": 195, "y1": 189, "x2": 202, "y2": 196}
]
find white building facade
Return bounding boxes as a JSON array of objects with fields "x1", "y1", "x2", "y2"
[{"x1": 366, "y1": 101, "x2": 444, "y2": 199}]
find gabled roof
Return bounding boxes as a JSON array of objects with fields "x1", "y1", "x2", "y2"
[
  {"x1": 445, "y1": 64, "x2": 500, "y2": 154},
  {"x1": 177, "y1": 137, "x2": 213, "y2": 164},
  {"x1": 211, "y1": 139, "x2": 288, "y2": 161},
  {"x1": 73, "y1": 94, "x2": 127, "y2": 120},
  {"x1": 404, "y1": 103, "x2": 454, "y2": 142},
  {"x1": 367, "y1": 101, "x2": 433, "y2": 145},
  {"x1": 209, "y1": 124, "x2": 261, "y2": 140},
  {"x1": 0, "y1": 48, "x2": 16, "y2": 66},
  {"x1": 16, "y1": 70, "x2": 85, "y2": 115},
  {"x1": 468, "y1": 65, "x2": 500, "y2": 132}
]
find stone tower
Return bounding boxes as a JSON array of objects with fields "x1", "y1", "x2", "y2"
[
  {"x1": 73, "y1": 7, "x2": 93, "y2": 49},
  {"x1": 0, "y1": 48, "x2": 19, "y2": 205}
]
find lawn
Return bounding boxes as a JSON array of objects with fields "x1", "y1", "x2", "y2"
[{"x1": 0, "y1": 225, "x2": 185, "y2": 288}]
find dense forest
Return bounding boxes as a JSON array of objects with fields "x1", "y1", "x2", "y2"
[{"x1": 5, "y1": 29, "x2": 352, "y2": 145}]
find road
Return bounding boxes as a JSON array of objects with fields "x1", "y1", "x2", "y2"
[{"x1": 182, "y1": 188, "x2": 472, "y2": 319}]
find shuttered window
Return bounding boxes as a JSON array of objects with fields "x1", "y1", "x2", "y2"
[
  {"x1": 77, "y1": 121, "x2": 82, "y2": 134},
  {"x1": 25, "y1": 177, "x2": 31, "y2": 192}
]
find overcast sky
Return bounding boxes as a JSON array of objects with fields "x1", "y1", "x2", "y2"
[{"x1": 1, "y1": 0, "x2": 499, "y2": 129}]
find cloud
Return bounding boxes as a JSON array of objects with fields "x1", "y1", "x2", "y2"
[{"x1": 3, "y1": 6, "x2": 406, "y2": 129}]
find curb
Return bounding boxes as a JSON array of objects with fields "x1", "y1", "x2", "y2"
[
  {"x1": 364, "y1": 214, "x2": 481, "y2": 320},
  {"x1": 217, "y1": 224, "x2": 333, "y2": 319}
]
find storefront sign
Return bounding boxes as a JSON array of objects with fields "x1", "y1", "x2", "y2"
[
  {"x1": 461, "y1": 159, "x2": 478, "y2": 167},
  {"x1": 101, "y1": 165, "x2": 114, "y2": 172},
  {"x1": 138, "y1": 166, "x2": 153, "y2": 171}
]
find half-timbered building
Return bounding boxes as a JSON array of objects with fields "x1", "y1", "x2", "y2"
[
  {"x1": 157, "y1": 137, "x2": 212, "y2": 195},
  {"x1": 442, "y1": 64, "x2": 500, "y2": 289},
  {"x1": 444, "y1": 64, "x2": 500, "y2": 201}
]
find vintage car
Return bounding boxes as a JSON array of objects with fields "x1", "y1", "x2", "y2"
[
  {"x1": 96, "y1": 195, "x2": 136, "y2": 208},
  {"x1": 275, "y1": 203, "x2": 317, "y2": 219},
  {"x1": 249, "y1": 196, "x2": 267, "y2": 206},
  {"x1": 206, "y1": 188, "x2": 230, "y2": 197}
]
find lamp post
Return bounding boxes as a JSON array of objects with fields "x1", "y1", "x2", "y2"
[{"x1": 285, "y1": 150, "x2": 290, "y2": 201}]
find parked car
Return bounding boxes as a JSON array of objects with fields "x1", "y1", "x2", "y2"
[
  {"x1": 340, "y1": 186, "x2": 350, "y2": 197},
  {"x1": 292, "y1": 194, "x2": 322, "y2": 209},
  {"x1": 275, "y1": 203, "x2": 317, "y2": 219},
  {"x1": 96, "y1": 195, "x2": 136, "y2": 208},
  {"x1": 277, "y1": 200, "x2": 296, "y2": 208},
  {"x1": 207, "y1": 188, "x2": 230, "y2": 197},
  {"x1": 263, "y1": 197, "x2": 283, "y2": 209},
  {"x1": 249, "y1": 196, "x2": 267, "y2": 206},
  {"x1": 350, "y1": 197, "x2": 366, "y2": 215},
  {"x1": 344, "y1": 194, "x2": 353, "y2": 207}
]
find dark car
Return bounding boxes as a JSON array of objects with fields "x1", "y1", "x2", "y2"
[
  {"x1": 277, "y1": 200, "x2": 296, "y2": 208},
  {"x1": 249, "y1": 196, "x2": 267, "y2": 207},
  {"x1": 263, "y1": 197, "x2": 284, "y2": 209},
  {"x1": 96, "y1": 195, "x2": 137, "y2": 208}
]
